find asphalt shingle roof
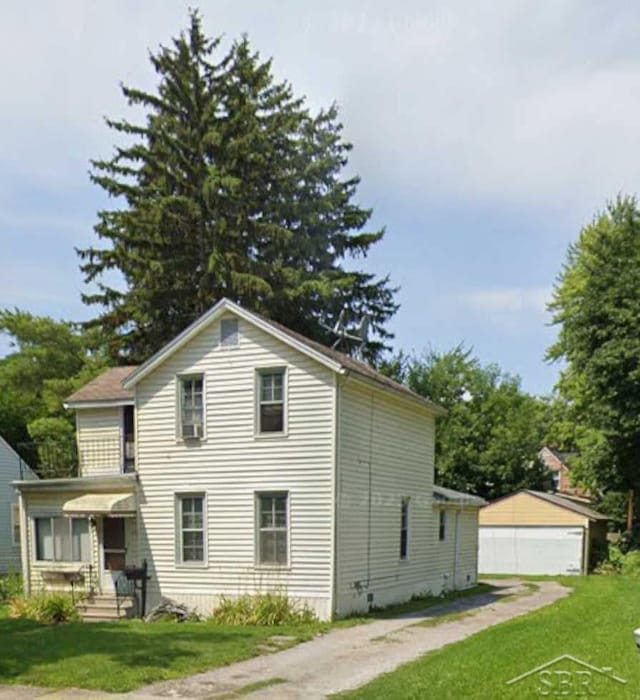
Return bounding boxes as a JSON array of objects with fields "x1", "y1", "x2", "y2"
[
  {"x1": 524, "y1": 490, "x2": 609, "y2": 521},
  {"x1": 66, "y1": 366, "x2": 137, "y2": 404}
]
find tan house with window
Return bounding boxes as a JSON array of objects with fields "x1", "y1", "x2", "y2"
[{"x1": 14, "y1": 299, "x2": 484, "y2": 620}]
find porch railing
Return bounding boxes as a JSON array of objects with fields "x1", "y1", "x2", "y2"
[{"x1": 16, "y1": 438, "x2": 136, "y2": 480}]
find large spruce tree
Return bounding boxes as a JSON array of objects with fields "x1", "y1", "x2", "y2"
[{"x1": 78, "y1": 12, "x2": 396, "y2": 363}]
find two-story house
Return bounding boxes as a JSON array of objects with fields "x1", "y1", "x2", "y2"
[{"x1": 14, "y1": 299, "x2": 484, "y2": 620}]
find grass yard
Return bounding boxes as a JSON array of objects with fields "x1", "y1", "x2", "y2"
[
  {"x1": 0, "y1": 606, "x2": 331, "y2": 693},
  {"x1": 340, "y1": 576, "x2": 640, "y2": 699},
  {"x1": 0, "y1": 584, "x2": 496, "y2": 692}
]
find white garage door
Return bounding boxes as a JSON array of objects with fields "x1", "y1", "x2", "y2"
[{"x1": 479, "y1": 526, "x2": 584, "y2": 575}]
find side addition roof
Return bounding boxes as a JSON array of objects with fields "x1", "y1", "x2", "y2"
[
  {"x1": 433, "y1": 485, "x2": 486, "y2": 508},
  {"x1": 122, "y1": 298, "x2": 446, "y2": 416},
  {"x1": 65, "y1": 366, "x2": 138, "y2": 408}
]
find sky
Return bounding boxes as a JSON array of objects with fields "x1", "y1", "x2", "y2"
[{"x1": 2, "y1": 1, "x2": 640, "y2": 396}]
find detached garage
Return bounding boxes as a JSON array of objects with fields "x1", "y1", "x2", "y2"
[{"x1": 479, "y1": 490, "x2": 608, "y2": 576}]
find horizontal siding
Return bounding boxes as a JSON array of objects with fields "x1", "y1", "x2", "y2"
[
  {"x1": 336, "y1": 378, "x2": 453, "y2": 615},
  {"x1": 76, "y1": 408, "x2": 123, "y2": 477},
  {"x1": 0, "y1": 440, "x2": 25, "y2": 573},
  {"x1": 22, "y1": 491, "x2": 100, "y2": 594},
  {"x1": 135, "y1": 315, "x2": 335, "y2": 617},
  {"x1": 480, "y1": 492, "x2": 586, "y2": 527}
]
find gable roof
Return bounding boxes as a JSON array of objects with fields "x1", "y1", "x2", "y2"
[
  {"x1": 122, "y1": 299, "x2": 446, "y2": 415},
  {"x1": 541, "y1": 446, "x2": 577, "y2": 469},
  {"x1": 65, "y1": 366, "x2": 137, "y2": 407},
  {"x1": 522, "y1": 490, "x2": 608, "y2": 521}
]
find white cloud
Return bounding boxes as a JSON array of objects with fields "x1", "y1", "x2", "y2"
[
  {"x1": 460, "y1": 287, "x2": 550, "y2": 315},
  {"x1": 0, "y1": 1, "x2": 640, "y2": 214}
]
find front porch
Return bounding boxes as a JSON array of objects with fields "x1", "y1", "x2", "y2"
[{"x1": 13, "y1": 474, "x2": 147, "y2": 620}]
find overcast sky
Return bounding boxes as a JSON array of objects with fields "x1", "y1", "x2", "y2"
[{"x1": 2, "y1": 1, "x2": 639, "y2": 394}]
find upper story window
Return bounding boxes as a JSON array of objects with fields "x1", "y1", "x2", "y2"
[
  {"x1": 220, "y1": 318, "x2": 239, "y2": 347},
  {"x1": 439, "y1": 510, "x2": 446, "y2": 541},
  {"x1": 177, "y1": 494, "x2": 206, "y2": 564},
  {"x1": 258, "y1": 369, "x2": 286, "y2": 434},
  {"x1": 551, "y1": 471, "x2": 560, "y2": 492},
  {"x1": 180, "y1": 375, "x2": 204, "y2": 439},
  {"x1": 400, "y1": 498, "x2": 410, "y2": 560}
]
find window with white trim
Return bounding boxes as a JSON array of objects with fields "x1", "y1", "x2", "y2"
[
  {"x1": 400, "y1": 498, "x2": 410, "y2": 560},
  {"x1": 258, "y1": 369, "x2": 285, "y2": 433},
  {"x1": 177, "y1": 495, "x2": 205, "y2": 563},
  {"x1": 179, "y1": 375, "x2": 204, "y2": 439},
  {"x1": 220, "y1": 318, "x2": 239, "y2": 347},
  {"x1": 256, "y1": 492, "x2": 288, "y2": 566},
  {"x1": 34, "y1": 517, "x2": 90, "y2": 562},
  {"x1": 439, "y1": 510, "x2": 446, "y2": 541},
  {"x1": 11, "y1": 503, "x2": 20, "y2": 547}
]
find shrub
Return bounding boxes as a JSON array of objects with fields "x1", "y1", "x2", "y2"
[
  {"x1": 622, "y1": 550, "x2": 640, "y2": 578},
  {"x1": 0, "y1": 572, "x2": 23, "y2": 602},
  {"x1": 210, "y1": 592, "x2": 317, "y2": 626},
  {"x1": 9, "y1": 593, "x2": 79, "y2": 624}
]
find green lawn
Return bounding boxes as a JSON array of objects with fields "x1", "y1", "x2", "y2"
[
  {"x1": 0, "y1": 606, "x2": 331, "y2": 693},
  {"x1": 0, "y1": 584, "x2": 496, "y2": 692},
  {"x1": 339, "y1": 576, "x2": 640, "y2": 699}
]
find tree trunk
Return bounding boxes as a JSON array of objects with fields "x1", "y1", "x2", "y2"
[{"x1": 627, "y1": 489, "x2": 635, "y2": 531}]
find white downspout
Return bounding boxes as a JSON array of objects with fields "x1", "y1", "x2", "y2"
[{"x1": 19, "y1": 492, "x2": 30, "y2": 596}]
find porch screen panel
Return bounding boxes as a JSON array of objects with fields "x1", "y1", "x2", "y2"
[
  {"x1": 72, "y1": 518, "x2": 90, "y2": 562},
  {"x1": 35, "y1": 518, "x2": 53, "y2": 560},
  {"x1": 53, "y1": 517, "x2": 72, "y2": 561}
]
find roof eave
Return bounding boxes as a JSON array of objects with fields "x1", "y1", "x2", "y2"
[
  {"x1": 123, "y1": 299, "x2": 344, "y2": 389},
  {"x1": 345, "y1": 371, "x2": 447, "y2": 417},
  {"x1": 64, "y1": 398, "x2": 135, "y2": 410}
]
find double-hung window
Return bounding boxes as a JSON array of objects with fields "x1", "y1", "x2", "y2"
[
  {"x1": 177, "y1": 495, "x2": 205, "y2": 564},
  {"x1": 35, "y1": 517, "x2": 90, "y2": 562},
  {"x1": 258, "y1": 369, "x2": 285, "y2": 433},
  {"x1": 180, "y1": 375, "x2": 204, "y2": 439},
  {"x1": 257, "y1": 492, "x2": 288, "y2": 566},
  {"x1": 400, "y1": 498, "x2": 410, "y2": 560}
]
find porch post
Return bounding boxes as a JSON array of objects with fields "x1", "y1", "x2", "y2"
[{"x1": 18, "y1": 492, "x2": 31, "y2": 596}]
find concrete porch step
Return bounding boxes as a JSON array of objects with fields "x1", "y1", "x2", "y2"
[{"x1": 78, "y1": 595, "x2": 136, "y2": 622}]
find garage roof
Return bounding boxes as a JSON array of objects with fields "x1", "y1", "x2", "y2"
[{"x1": 524, "y1": 490, "x2": 608, "y2": 521}]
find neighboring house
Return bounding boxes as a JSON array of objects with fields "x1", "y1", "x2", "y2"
[
  {"x1": 0, "y1": 435, "x2": 37, "y2": 574},
  {"x1": 539, "y1": 446, "x2": 590, "y2": 500},
  {"x1": 14, "y1": 298, "x2": 484, "y2": 620},
  {"x1": 478, "y1": 490, "x2": 608, "y2": 576}
]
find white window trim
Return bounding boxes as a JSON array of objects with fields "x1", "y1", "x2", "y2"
[
  {"x1": 400, "y1": 497, "x2": 410, "y2": 562},
  {"x1": 255, "y1": 491, "x2": 291, "y2": 569},
  {"x1": 176, "y1": 373, "x2": 206, "y2": 442},
  {"x1": 32, "y1": 515, "x2": 91, "y2": 563},
  {"x1": 175, "y1": 492, "x2": 208, "y2": 568},
  {"x1": 254, "y1": 366, "x2": 288, "y2": 438},
  {"x1": 11, "y1": 503, "x2": 20, "y2": 547}
]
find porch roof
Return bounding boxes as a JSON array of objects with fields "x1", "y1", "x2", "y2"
[{"x1": 62, "y1": 492, "x2": 137, "y2": 517}]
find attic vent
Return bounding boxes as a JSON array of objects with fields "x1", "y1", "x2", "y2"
[{"x1": 220, "y1": 318, "x2": 238, "y2": 347}]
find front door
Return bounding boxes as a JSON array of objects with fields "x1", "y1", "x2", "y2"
[{"x1": 102, "y1": 517, "x2": 126, "y2": 593}]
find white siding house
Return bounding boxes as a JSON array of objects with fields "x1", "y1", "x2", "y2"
[
  {"x1": 14, "y1": 299, "x2": 484, "y2": 619},
  {"x1": 0, "y1": 436, "x2": 36, "y2": 574}
]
